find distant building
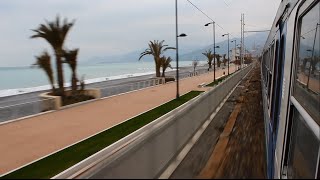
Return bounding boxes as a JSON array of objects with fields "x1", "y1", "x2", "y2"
[
  {"x1": 230, "y1": 47, "x2": 240, "y2": 62},
  {"x1": 230, "y1": 47, "x2": 253, "y2": 65}
]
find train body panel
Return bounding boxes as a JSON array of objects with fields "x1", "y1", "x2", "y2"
[{"x1": 261, "y1": 0, "x2": 319, "y2": 178}]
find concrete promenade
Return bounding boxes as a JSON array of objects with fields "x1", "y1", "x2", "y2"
[{"x1": 0, "y1": 66, "x2": 235, "y2": 175}]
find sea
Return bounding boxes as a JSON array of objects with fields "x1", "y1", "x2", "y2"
[{"x1": 0, "y1": 61, "x2": 206, "y2": 97}]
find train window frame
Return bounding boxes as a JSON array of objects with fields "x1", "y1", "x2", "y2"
[
  {"x1": 268, "y1": 44, "x2": 275, "y2": 102},
  {"x1": 284, "y1": 0, "x2": 320, "y2": 178},
  {"x1": 287, "y1": 97, "x2": 320, "y2": 178},
  {"x1": 292, "y1": 0, "x2": 320, "y2": 123},
  {"x1": 270, "y1": 40, "x2": 279, "y2": 120}
]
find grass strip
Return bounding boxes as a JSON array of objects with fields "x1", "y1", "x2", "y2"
[
  {"x1": 2, "y1": 91, "x2": 203, "y2": 179},
  {"x1": 206, "y1": 72, "x2": 234, "y2": 87}
]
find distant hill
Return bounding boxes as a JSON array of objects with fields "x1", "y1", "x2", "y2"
[
  {"x1": 81, "y1": 48, "x2": 177, "y2": 65},
  {"x1": 180, "y1": 32, "x2": 268, "y2": 61},
  {"x1": 81, "y1": 32, "x2": 268, "y2": 65}
]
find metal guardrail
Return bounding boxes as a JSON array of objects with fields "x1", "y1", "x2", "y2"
[
  {"x1": 0, "y1": 98, "x2": 55, "y2": 123},
  {"x1": 100, "y1": 78, "x2": 165, "y2": 98},
  {"x1": 0, "y1": 78, "x2": 166, "y2": 123},
  {"x1": 176, "y1": 68, "x2": 213, "y2": 80},
  {"x1": 52, "y1": 64, "x2": 253, "y2": 179}
]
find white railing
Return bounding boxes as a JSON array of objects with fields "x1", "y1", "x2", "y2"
[
  {"x1": 100, "y1": 78, "x2": 165, "y2": 98},
  {"x1": 0, "y1": 98, "x2": 55, "y2": 123},
  {"x1": 0, "y1": 78, "x2": 166, "y2": 123}
]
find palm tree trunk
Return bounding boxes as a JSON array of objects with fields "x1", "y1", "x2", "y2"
[
  {"x1": 51, "y1": 85, "x2": 56, "y2": 94},
  {"x1": 209, "y1": 61, "x2": 212, "y2": 69},
  {"x1": 162, "y1": 68, "x2": 165, "y2": 77},
  {"x1": 71, "y1": 72, "x2": 77, "y2": 94},
  {"x1": 156, "y1": 62, "x2": 161, "y2": 77},
  {"x1": 55, "y1": 49, "x2": 65, "y2": 96},
  {"x1": 48, "y1": 77, "x2": 56, "y2": 95},
  {"x1": 45, "y1": 72, "x2": 55, "y2": 95}
]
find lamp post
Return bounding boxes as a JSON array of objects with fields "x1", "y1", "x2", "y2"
[
  {"x1": 205, "y1": 21, "x2": 217, "y2": 81},
  {"x1": 236, "y1": 44, "x2": 241, "y2": 70},
  {"x1": 175, "y1": 0, "x2": 187, "y2": 99},
  {"x1": 222, "y1": 33, "x2": 230, "y2": 75}
]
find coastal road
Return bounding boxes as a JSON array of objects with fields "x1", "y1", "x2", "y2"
[
  {"x1": 0, "y1": 65, "x2": 232, "y2": 123},
  {"x1": 0, "y1": 65, "x2": 229, "y2": 107}
]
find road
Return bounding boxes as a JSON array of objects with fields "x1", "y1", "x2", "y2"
[
  {"x1": 0, "y1": 65, "x2": 232, "y2": 123},
  {"x1": 0, "y1": 65, "x2": 219, "y2": 107}
]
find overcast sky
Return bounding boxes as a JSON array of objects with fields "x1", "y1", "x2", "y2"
[{"x1": 0, "y1": 0, "x2": 280, "y2": 67}]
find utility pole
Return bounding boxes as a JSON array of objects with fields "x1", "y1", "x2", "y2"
[
  {"x1": 240, "y1": 14, "x2": 243, "y2": 69},
  {"x1": 240, "y1": 13, "x2": 245, "y2": 69},
  {"x1": 175, "y1": 0, "x2": 179, "y2": 99},
  {"x1": 243, "y1": 14, "x2": 245, "y2": 67}
]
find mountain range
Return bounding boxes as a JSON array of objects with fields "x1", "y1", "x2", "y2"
[{"x1": 82, "y1": 32, "x2": 269, "y2": 65}]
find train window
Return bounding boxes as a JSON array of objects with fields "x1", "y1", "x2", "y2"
[
  {"x1": 293, "y1": 1, "x2": 320, "y2": 124},
  {"x1": 270, "y1": 43, "x2": 275, "y2": 72},
  {"x1": 287, "y1": 108, "x2": 319, "y2": 179},
  {"x1": 267, "y1": 72, "x2": 272, "y2": 98},
  {"x1": 267, "y1": 46, "x2": 273, "y2": 100},
  {"x1": 270, "y1": 40, "x2": 279, "y2": 119},
  {"x1": 263, "y1": 51, "x2": 268, "y2": 87}
]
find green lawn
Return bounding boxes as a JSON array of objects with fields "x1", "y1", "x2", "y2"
[
  {"x1": 2, "y1": 91, "x2": 203, "y2": 179},
  {"x1": 206, "y1": 72, "x2": 234, "y2": 87}
]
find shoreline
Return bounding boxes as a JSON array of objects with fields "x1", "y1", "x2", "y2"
[{"x1": 0, "y1": 66, "x2": 193, "y2": 98}]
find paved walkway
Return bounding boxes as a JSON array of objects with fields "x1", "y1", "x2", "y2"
[{"x1": 0, "y1": 66, "x2": 236, "y2": 175}]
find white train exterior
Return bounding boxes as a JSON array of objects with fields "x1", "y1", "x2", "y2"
[{"x1": 260, "y1": 0, "x2": 319, "y2": 178}]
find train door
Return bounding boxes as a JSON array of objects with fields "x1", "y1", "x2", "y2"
[
  {"x1": 268, "y1": 17, "x2": 287, "y2": 178},
  {"x1": 272, "y1": 21, "x2": 287, "y2": 145},
  {"x1": 283, "y1": 1, "x2": 320, "y2": 178}
]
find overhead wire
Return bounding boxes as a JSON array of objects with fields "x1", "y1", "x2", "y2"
[{"x1": 185, "y1": 0, "x2": 232, "y2": 38}]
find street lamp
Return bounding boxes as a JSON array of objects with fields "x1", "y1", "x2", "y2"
[
  {"x1": 222, "y1": 33, "x2": 230, "y2": 75},
  {"x1": 205, "y1": 21, "x2": 217, "y2": 81},
  {"x1": 178, "y1": 33, "x2": 187, "y2": 37},
  {"x1": 175, "y1": 0, "x2": 187, "y2": 99}
]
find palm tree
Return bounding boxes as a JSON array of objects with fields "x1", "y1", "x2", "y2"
[
  {"x1": 223, "y1": 54, "x2": 227, "y2": 66},
  {"x1": 33, "y1": 51, "x2": 55, "y2": 93},
  {"x1": 202, "y1": 49, "x2": 214, "y2": 69},
  {"x1": 216, "y1": 54, "x2": 222, "y2": 67},
  {"x1": 31, "y1": 15, "x2": 75, "y2": 96},
  {"x1": 160, "y1": 56, "x2": 173, "y2": 77},
  {"x1": 192, "y1": 60, "x2": 199, "y2": 74},
  {"x1": 139, "y1": 40, "x2": 175, "y2": 77},
  {"x1": 63, "y1": 48, "x2": 79, "y2": 94}
]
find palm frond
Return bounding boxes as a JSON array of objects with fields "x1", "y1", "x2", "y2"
[
  {"x1": 30, "y1": 15, "x2": 75, "y2": 50},
  {"x1": 33, "y1": 51, "x2": 55, "y2": 86},
  {"x1": 164, "y1": 47, "x2": 176, "y2": 51},
  {"x1": 63, "y1": 48, "x2": 79, "y2": 71}
]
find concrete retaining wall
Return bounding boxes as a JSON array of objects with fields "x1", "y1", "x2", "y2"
[{"x1": 39, "y1": 89, "x2": 101, "y2": 110}]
